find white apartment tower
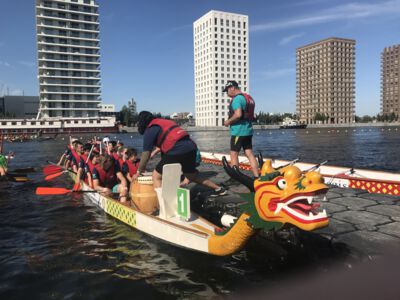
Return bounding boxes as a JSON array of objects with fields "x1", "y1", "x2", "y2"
[
  {"x1": 36, "y1": 0, "x2": 101, "y2": 118},
  {"x1": 194, "y1": 11, "x2": 249, "y2": 127}
]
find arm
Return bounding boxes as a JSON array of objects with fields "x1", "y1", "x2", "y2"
[
  {"x1": 137, "y1": 151, "x2": 151, "y2": 174},
  {"x1": 224, "y1": 108, "x2": 242, "y2": 126},
  {"x1": 150, "y1": 147, "x2": 161, "y2": 159},
  {"x1": 92, "y1": 179, "x2": 111, "y2": 195},
  {"x1": 116, "y1": 171, "x2": 128, "y2": 196}
]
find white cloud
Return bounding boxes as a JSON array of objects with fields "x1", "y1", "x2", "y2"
[
  {"x1": 18, "y1": 61, "x2": 36, "y2": 67},
  {"x1": 0, "y1": 61, "x2": 11, "y2": 67},
  {"x1": 260, "y1": 68, "x2": 295, "y2": 80},
  {"x1": 279, "y1": 33, "x2": 305, "y2": 45},
  {"x1": 157, "y1": 24, "x2": 192, "y2": 38},
  {"x1": 251, "y1": 0, "x2": 400, "y2": 32},
  {"x1": 10, "y1": 89, "x2": 23, "y2": 96}
]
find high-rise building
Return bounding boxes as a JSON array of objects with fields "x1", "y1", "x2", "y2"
[
  {"x1": 128, "y1": 98, "x2": 137, "y2": 115},
  {"x1": 193, "y1": 10, "x2": 249, "y2": 127},
  {"x1": 296, "y1": 37, "x2": 355, "y2": 124},
  {"x1": 36, "y1": 0, "x2": 101, "y2": 118},
  {"x1": 381, "y1": 44, "x2": 400, "y2": 116}
]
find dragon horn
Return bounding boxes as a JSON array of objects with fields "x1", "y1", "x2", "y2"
[
  {"x1": 256, "y1": 152, "x2": 264, "y2": 169},
  {"x1": 222, "y1": 156, "x2": 255, "y2": 192},
  {"x1": 232, "y1": 166, "x2": 255, "y2": 192},
  {"x1": 304, "y1": 160, "x2": 328, "y2": 172}
]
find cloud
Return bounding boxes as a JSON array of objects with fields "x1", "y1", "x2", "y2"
[
  {"x1": 10, "y1": 89, "x2": 23, "y2": 96},
  {"x1": 18, "y1": 61, "x2": 36, "y2": 67},
  {"x1": 260, "y1": 68, "x2": 295, "y2": 80},
  {"x1": 251, "y1": 0, "x2": 400, "y2": 32},
  {"x1": 157, "y1": 24, "x2": 192, "y2": 38},
  {"x1": 279, "y1": 33, "x2": 305, "y2": 45},
  {"x1": 0, "y1": 61, "x2": 11, "y2": 67}
]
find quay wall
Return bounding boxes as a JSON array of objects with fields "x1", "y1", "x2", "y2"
[{"x1": 121, "y1": 122, "x2": 400, "y2": 133}]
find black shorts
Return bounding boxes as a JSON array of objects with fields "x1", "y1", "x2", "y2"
[
  {"x1": 155, "y1": 149, "x2": 198, "y2": 174},
  {"x1": 230, "y1": 135, "x2": 253, "y2": 152}
]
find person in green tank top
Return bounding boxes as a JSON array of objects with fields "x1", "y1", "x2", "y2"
[{"x1": 223, "y1": 80, "x2": 259, "y2": 178}]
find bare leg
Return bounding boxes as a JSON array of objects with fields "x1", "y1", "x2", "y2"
[
  {"x1": 184, "y1": 172, "x2": 220, "y2": 190},
  {"x1": 152, "y1": 169, "x2": 162, "y2": 188},
  {"x1": 230, "y1": 150, "x2": 239, "y2": 167},
  {"x1": 244, "y1": 148, "x2": 260, "y2": 177}
]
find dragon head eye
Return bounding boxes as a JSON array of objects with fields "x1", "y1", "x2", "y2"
[{"x1": 277, "y1": 178, "x2": 287, "y2": 190}]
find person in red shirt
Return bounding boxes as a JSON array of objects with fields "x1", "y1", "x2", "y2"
[{"x1": 122, "y1": 148, "x2": 140, "y2": 183}]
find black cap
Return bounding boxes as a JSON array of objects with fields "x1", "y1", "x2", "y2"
[
  {"x1": 137, "y1": 111, "x2": 155, "y2": 135},
  {"x1": 223, "y1": 80, "x2": 239, "y2": 92}
]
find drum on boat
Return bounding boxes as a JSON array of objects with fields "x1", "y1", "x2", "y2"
[{"x1": 130, "y1": 174, "x2": 159, "y2": 214}]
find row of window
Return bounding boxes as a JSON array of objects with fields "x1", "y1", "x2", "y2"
[
  {"x1": 42, "y1": 45, "x2": 99, "y2": 54},
  {"x1": 40, "y1": 19, "x2": 99, "y2": 31},
  {"x1": 195, "y1": 17, "x2": 246, "y2": 33},
  {"x1": 44, "y1": 94, "x2": 99, "y2": 100},
  {"x1": 43, "y1": 0, "x2": 93, "y2": 8},
  {"x1": 42, "y1": 9, "x2": 98, "y2": 22},
  {"x1": 42, "y1": 29, "x2": 98, "y2": 39},
  {"x1": 42, "y1": 54, "x2": 98, "y2": 62}
]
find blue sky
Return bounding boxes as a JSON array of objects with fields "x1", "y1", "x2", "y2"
[{"x1": 0, "y1": 0, "x2": 399, "y2": 116}]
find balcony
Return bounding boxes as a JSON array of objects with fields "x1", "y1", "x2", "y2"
[
  {"x1": 38, "y1": 49, "x2": 100, "y2": 57},
  {"x1": 37, "y1": 14, "x2": 99, "y2": 25},
  {"x1": 36, "y1": 23, "x2": 99, "y2": 33},
  {"x1": 37, "y1": 41, "x2": 99, "y2": 49},
  {"x1": 39, "y1": 66, "x2": 100, "y2": 72},
  {"x1": 36, "y1": 5, "x2": 99, "y2": 16},
  {"x1": 37, "y1": 33, "x2": 99, "y2": 42}
]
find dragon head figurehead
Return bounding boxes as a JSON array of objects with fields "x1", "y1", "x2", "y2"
[{"x1": 222, "y1": 156, "x2": 329, "y2": 232}]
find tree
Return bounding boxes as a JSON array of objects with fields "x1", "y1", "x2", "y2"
[{"x1": 119, "y1": 105, "x2": 134, "y2": 126}]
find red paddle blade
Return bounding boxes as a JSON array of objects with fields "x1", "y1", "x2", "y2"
[
  {"x1": 43, "y1": 165, "x2": 63, "y2": 175},
  {"x1": 45, "y1": 171, "x2": 65, "y2": 181},
  {"x1": 36, "y1": 187, "x2": 71, "y2": 195}
]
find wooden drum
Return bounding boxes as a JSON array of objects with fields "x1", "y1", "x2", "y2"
[{"x1": 130, "y1": 175, "x2": 159, "y2": 214}]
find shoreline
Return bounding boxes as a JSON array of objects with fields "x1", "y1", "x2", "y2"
[{"x1": 121, "y1": 122, "x2": 400, "y2": 133}]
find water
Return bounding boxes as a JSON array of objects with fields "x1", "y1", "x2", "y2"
[{"x1": 0, "y1": 127, "x2": 399, "y2": 299}]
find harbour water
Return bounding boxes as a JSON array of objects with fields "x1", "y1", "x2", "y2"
[{"x1": 1, "y1": 127, "x2": 399, "y2": 299}]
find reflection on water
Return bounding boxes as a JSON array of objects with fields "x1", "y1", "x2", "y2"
[{"x1": 0, "y1": 127, "x2": 398, "y2": 298}]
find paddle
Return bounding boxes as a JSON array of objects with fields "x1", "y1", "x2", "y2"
[
  {"x1": 10, "y1": 167, "x2": 36, "y2": 173},
  {"x1": 36, "y1": 187, "x2": 98, "y2": 196},
  {"x1": 44, "y1": 170, "x2": 67, "y2": 181},
  {"x1": 43, "y1": 165, "x2": 63, "y2": 175},
  {"x1": 3, "y1": 174, "x2": 30, "y2": 182}
]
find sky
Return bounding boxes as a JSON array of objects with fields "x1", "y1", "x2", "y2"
[{"x1": 0, "y1": 0, "x2": 399, "y2": 116}]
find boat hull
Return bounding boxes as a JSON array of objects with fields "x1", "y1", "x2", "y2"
[
  {"x1": 200, "y1": 152, "x2": 400, "y2": 196},
  {"x1": 68, "y1": 172, "x2": 243, "y2": 256}
]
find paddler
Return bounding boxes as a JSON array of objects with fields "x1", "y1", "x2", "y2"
[
  {"x1": 122, "y1": 148, "x2": 140, "y2": 183},
  {"x1": 135, "y1": 111, "x2": 227, "y2": 197},
  {"x1": 92, "y1": 154, "x2": 129, "y2": 204}
]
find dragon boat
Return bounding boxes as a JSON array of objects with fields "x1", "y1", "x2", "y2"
[
  {"x1": 200, "y1": 152, "x2": 400, "y2": 196},
  {"x1": 69, "y1": 157, "x2": 329, "y2": 256}
]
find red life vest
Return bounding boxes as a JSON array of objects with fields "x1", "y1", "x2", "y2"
[
  {"x1": 112, "y1": 152, "x2": 119, "y2": 161},
  {"x1": 93, "y1": 164, "x2": 117, "y2": 188},
  {"x1": 147, "y1": 119, "x2": 189, "y2": 153},
  {"x1": 117, "y1": 158, "x2": 125, "y2": 169},
  {"x1": 70, "y1": 149, "x2": 81, "y2": 167},
  {"x1": 124, "y1": 160, "x2": 140, "y2": 177},
  {"x1": 228, "y1": 93, "x2": 256, "y2": 121}
]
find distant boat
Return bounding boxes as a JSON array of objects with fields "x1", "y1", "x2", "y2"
[{"x1": 279, "y1": 118, "x2": 307, "y2": 129}]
